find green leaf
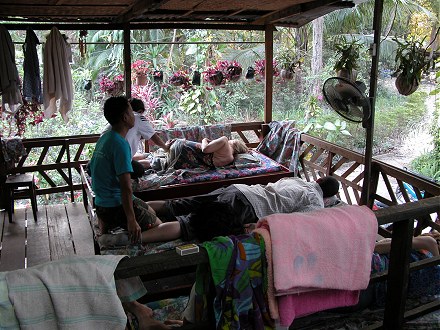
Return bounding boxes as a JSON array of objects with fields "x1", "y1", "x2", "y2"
[
  {"x1": 341, "y1": 130, "x2": 352, "y2": 136},
  {"x1": 323, "y1": 122, "x2": 337, "y2": 130}
]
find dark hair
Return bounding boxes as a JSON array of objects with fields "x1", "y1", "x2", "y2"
[
  {"x1": 130, "y1": 98, "x2": 145, "y2": 113},
  {"x1": 130, "y1": 160, "x2": 145, "y2": 179},
  {"x1": 190, "y1": 201, "x2": 244, "y2": 242},
  {"x1": 316, "y1": 176, "x2": 340, "y2": 198},
  {"x1": 104, "y1": 96, "x2": 130, "y2": 125}
]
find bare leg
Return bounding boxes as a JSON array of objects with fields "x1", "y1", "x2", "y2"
[
  {"x1": 122, "y1": 301, "x2": 171, "y2": 330},
  {"x1": 141, "y1": 221, "x2": 182, "y2": 243},
  {"x1": 147, "y1": 201, "x2": 168, "y2": 215},
  {"x1": 412, "y1": 236, "x2": 439, "y2": 256},
  {"x1": 375, "y1": 236, "x2": 439, "y2": 256}
]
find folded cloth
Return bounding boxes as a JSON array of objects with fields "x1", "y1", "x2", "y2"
[
  {"x1": 277, "y1": 289, "x2": 360, "y2": 327},
  {"x1": 256, "y1": 205, "x2": 377, "y2": 295},
  {"x1": 6, "y1": 255, "x2": 129, "y2": 330}
]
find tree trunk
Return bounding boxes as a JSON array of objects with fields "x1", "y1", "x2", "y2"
[{"x1": 311, "y1": 17, "x2": 324, "y2": 101}]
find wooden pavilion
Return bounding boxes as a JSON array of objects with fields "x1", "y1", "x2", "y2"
[{"x1": 1, "y1": 0, "x2": 440, "y2": 328}]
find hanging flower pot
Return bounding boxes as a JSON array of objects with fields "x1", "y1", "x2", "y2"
[
  {"x1": 207, "y1": 71, "x2": 224, "y2": 86},
  {"x1": 153, "y1": 70, "x2": 163, "y2": 82},
  {"x1": 336, "y1": 68, "x2": 358, "y2": 82},
  {"x1": 192, "y1": 71, "x2": 201, "y2": 86},
  {"x1": 395, "y1": 73, "x2": 419, "y2": 96},
  {"x1": 136, "y1": 74, "x2": 148, "y2": 86},
  {"x1": 227, "y1": 65, "x2": 242, "y2": 82},
  {"x1": 245, "y1": 67, "x2": 255, "y2": 79},
  {"x1": 280, "y1": 69, "x2": 294, "y2": 81}
]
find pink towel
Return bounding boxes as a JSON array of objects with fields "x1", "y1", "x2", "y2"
[
  {"x1": 253, "y1": 228, "x2": 279, "y2": 320},
  {"x1": 278, "y1": 289, "x2": 360, "y2": 326},
  {"x1": 256, "y1": 205, "x2": 377, "y2": 295}
]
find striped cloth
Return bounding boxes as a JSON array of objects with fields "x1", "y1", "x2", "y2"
[{"x1": 4, "y1": 255, "x2": 133, "y2": 330}]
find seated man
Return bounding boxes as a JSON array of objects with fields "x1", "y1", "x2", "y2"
[
  {"x1": 89, "y1": 96, "x2": 179, "y2": 245},
  {"x1": 148, "y1": 176, "x2": 340, "y2": 241}
]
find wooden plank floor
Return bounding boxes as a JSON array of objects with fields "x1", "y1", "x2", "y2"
[{"x1": 0, "y1": 202, "x2": 95, "y2": 272}]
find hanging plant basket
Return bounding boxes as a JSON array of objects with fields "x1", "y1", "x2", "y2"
[
  {"x1": 336, "y1": 68, "x2": 358, "y2": 82},
  {"x1": 208, "y1": 71, "x2": 224, "y2": 86},
  {"x1": 245, "y1": 67, "x2": 255, "y2": 79},
  {"x1": 395, "y1": 73, "x2": 419, "y2": 96},
  {"x1": 280, "y1": 69, "x2": 294, "y2": 81},
  {"x1": 136, "y1": 74, "x2": 148, "y2": 86},
  {"x1": 227, "y1": 65, "x2": 242, "y2": 82},
  {"x1": 153, "y1": 70, "x2": 163, "y2": 82},
  {"x1": 192, "y1": 71, "x2": 201, "y2": 86}
]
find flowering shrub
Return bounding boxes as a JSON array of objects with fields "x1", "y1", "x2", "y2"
[
  {"x1": 169, "y1": 70, "x2": 191, "y2": 90},
  {"x1": 0, "y1": 94, "x2": 45, "y2": 137},
  {"x1": 131, "y1": 83, "x2": 162, "y2": 121},
  {"x1": 99, "y1": 75, "x2": 124, "y2": 95},
  {"x1": 131, "y1": 59, "x2": 151, "y2": 76}
]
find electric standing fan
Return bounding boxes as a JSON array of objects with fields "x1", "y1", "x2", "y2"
[{"x1": 322, "y1": 77, "x2": 371, "y2": 126}]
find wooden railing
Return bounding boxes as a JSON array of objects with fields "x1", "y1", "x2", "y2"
[{"x1": 298, "y1": 133, "x2": 440, "y2": 235}]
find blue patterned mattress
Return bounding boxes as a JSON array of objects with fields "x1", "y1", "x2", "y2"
[{"x1": 133, "y1": 149, "x2": 285, "y2": 191}]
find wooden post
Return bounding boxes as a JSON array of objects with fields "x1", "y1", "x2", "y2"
[
  {"x1": 361, "y1": 0, "x2": 384, "y2": 205},
  {"x1": 123, "y1": 25, "x2": 132, "y2": 98},
  {"x1": 65, "y1": 139, "x2": 74, "y2": 202},
  {"x1": 264, "y1": 25, "x2": 274, "y2": 124}
]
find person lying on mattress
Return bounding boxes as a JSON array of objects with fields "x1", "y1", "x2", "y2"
[
  {"x1": 161, "y1": 135, "x2": 249, "y2": 170},
  {"x1": 147, "y1": 176, "x2": 340, "y2": 241},
  {"x1": 89, "y1": 96, "x2": 183, "y2": 245}
]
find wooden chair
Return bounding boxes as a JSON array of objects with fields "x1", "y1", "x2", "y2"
[{"x1": 0, "y1": 139, "x2": 38, "y2": 223}]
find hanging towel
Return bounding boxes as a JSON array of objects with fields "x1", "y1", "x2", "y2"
[
  {"x1": 0, "y1": 25, "x2": 22, "y2": 113},
  {"x1": 256, "y1": 205, "x2": 377, "y2": 295},
  {"x1": 43, "y1": 26, "x2": 73, "y2": 122},
  {"x1": 23, "y1": 28, "x2": 42, "y2": 103},
  {"x1": 5, "y1": 255, "x2": 129, "y2": 330}
]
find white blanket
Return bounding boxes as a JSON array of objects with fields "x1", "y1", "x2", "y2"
[{"x1": 5, "y1": 255, "x2": 128, "y2": 330}]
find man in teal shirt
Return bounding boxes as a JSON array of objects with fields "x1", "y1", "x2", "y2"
[
  {"x1": 90, "y1": 96, "x2": 179, "y2": 244},
  {"x1": 90, "y1": 97, "x2": 176, "y2": 328}
]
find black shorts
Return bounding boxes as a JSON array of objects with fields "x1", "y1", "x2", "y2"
[
  {"x1": 96, "y1": 196, "x2": 156, "y2": 233},
  {"x1": 166, "y1": 186, "x2": 258, "y2": 241}
]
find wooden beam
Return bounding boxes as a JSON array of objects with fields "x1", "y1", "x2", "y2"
[
  {"x1": 264, "y1": 25, "x2": 274, "y2": 123},
  {"x1": 252, "y1": 0, "x2": 354, "y2": 26},
  {"x1": 115, "y1": 0, "x2": 171, "y2": 23}
]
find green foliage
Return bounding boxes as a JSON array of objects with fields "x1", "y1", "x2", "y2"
[
  {"x1": 332, "y1": 36, "x2": 364, "y2": 73},
  {"x1": 177, "y1": 86, "x2": 220, "y2": 125}
]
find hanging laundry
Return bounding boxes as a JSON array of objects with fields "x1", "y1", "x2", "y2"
[
  {"x1": 0, "y1": 25, "x2": 22, "y2": 114},
  {"x1": 23, "y1": 28, "x2": 42, "y2": 104},
  {"x1": 43, "y1": 26, "x2": 73, "y2": 122}
]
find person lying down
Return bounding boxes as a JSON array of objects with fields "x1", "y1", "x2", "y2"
[
  {"x1": 98, "y1": 176, "x2": 341, "y2": 246},
  {"x1": 150, "y1": 136, "x2": 249, "y2": 173}
]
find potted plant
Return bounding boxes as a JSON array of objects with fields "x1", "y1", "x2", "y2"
[
  {"x1": 169, "y1": 70, "x2": 191, "y2": 90},
  {"x1": 392, "y1": 37, "x2": 432, "y2": 96},
  {"x1": 333, "y1": 36, "x2": 363, "y2": 82},
  {"x1": 131, "y1": 59, "x2": 151, "y2": 85},
  {"x1": 276, "y1": 48, "x2": 303, "y2": 81},
  {"x1": 98, "y1": 74, "x2": 124, "y2": 96},
  {"x1": 254, "y1": 59, "x2": 279, "y2": 81},
  {"x1": 225, "y1": 61, "x2": 243, "y2": 82},
  {"x1": 203, "y1": 67, "x2": 224, "y2": 86}
]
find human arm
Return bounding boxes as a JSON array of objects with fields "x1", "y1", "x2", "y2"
[
  {"x1": 150, "y1": 133, "x2": 170, "y2": 151},
  {"x1": 201, "y1": 136, "x2": 229, "y2": 154},
  {"x1": 119, "y1": 172, "x2": 141, "y2": 243}
]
